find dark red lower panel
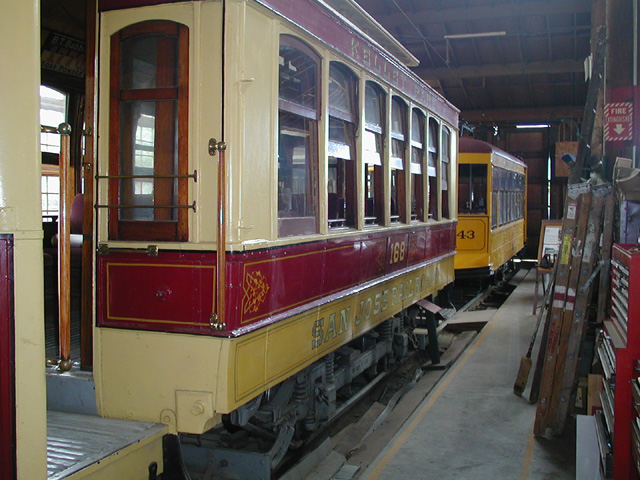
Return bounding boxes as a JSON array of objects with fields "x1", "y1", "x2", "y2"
[
  {"x1": 0, "y1": 235, "x2": 15, "y2": 479},
  {"x1": 98, "y1": 223, "x2": 456, "y2": 335}
]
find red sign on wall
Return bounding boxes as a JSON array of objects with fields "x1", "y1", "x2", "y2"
[{"x1": 604, "y1": 102, "x2": 633, "y2": 141}]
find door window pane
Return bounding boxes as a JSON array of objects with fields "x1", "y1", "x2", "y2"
[
  {"x1": 458, "y1": 164, "x2": 487, "y2": 214},
  {"x1": 108, "y1": 20, "x2": 189, "y2": 241}
]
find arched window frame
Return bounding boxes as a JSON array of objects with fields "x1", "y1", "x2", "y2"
[
  {"x1": 277, "y1": 35, "x2": 321, "y2": 238},
  {"x1": 327, "y1": 62, "x2": 358, "y2": 230},
  {"x1": 390, "y1": 96, "x2": 407, "y2": 223},
  {"x1": 363, "y1": 81, "x2": 386, "y2": 225},
  {"x1": 427, "y1": 116, "x2": 440, "y2": 220},
  {"x1": 410, "y1": 107, "x2": 426, "y2": 222},
  {"x1": 441, "y1": 125, "x2": 451, "y2": 219}
]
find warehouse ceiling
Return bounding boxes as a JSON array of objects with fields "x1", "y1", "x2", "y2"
[
  {"x1": 353, "y1": 0, "x2": 593, "y2": 127},
  {"x1": 40, "y1": 0, "x2": 594, "y2": 129}
]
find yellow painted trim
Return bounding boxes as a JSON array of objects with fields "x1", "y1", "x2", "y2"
[{"x1": 228, "y1": 256, "x2": 454, "y2": 408}]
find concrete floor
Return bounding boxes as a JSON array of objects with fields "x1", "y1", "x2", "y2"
[{"x1": 358, "y1": 269, "x2": 576, "y2": 480}]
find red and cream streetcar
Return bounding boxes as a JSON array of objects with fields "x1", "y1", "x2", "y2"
[{"x1": 2, "y1": 0, "x2": 459, "y2": 478}]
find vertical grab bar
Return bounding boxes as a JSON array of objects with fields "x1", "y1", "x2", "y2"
[
  {"x1": 211, "y1": 140, "x2": 227, "y2": 331},
  {"x1": 57, "y1": 123, "x2": 73, "y2": 371},
  {"x1": 217, "y1": 148, "x2": 226, "y2": 329},
  {"x1": 216, "y1": 145, "x2": 227, "y2": 330}
]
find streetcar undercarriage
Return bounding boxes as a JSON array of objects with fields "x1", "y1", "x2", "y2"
[{"x1": 180, "y1": 309, "x2": 434, "y2": 479}]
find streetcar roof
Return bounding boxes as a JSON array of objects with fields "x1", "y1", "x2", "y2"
[
  {"x1": 459, "y1": 137, "x2": 527, "y2": 168},
  {"x1": 99, "y1": 0, "x2": 420, "y2": 68},
  {"x1": 321, "y1": 0, "x2": 419, "y2": 67}
]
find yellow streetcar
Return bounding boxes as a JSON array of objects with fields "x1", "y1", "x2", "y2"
[{"x1": 455, "y1": 137, "x2": 527, "y2": 278}]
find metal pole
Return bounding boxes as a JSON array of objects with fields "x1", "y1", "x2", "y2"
[
  {"x1": 57, "y1": 123, "x2": 72, "y2": 372},
  {"x1": 215, "y1": 144, "x2": 227, "y2": 331},
  {"x1": 633, "y1": 0, "x2": 638, "y2": 165}
]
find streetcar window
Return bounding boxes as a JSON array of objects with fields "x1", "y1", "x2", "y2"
[
  {"x1": 427, "y1": 118, "x2": 439, "y2": 220},
  {"x1": 108, "y1": 20, "x2": 189, "y2": 241},
  {"x1": 390, "y1": 97, "x2": 407, "y2": 223},
  {"x1": 40, "y1": 86, "x2": 67, "y2": 154},
  {"x1": 491, "y1": 166, "x2": 498, "y2": 228},
  {"x1": 503, "y1": 171, "x2": 509, "y2": 224},
  {"x1": 508, "y1": 171, "x2": 513, "y2": 223},
  {"x1": 327, "y1": 63, "x2": 357, "y2": 230},
  {"x1": 410, "y1": 108, "x2": 425, "y2": 221},
  {"x1": 498, "y1": 168, "x2": 505, "y2": 225},
  {"x1": 492, "y1": 167, "x2": 516, "y2": 227},
  {"x1": 458, "y1": 164, "x2": 487, "y2": 214},
  {"x1": 511, "y1": 172, "x2": 515, "y2": 222},
  {"x1": 40, "y1": 85, "x2": 67, "y2": 218},
  {"x1": 441, "y1": 126, "x2": 451, "y2": 219},
  {"x1": 278, "y1": 36, "x2": 320, "y2": 237},
  {"x1": 364, "y1": 82, "x2": 385, "y2": 225},
  {"x1": 517, "y1": 173, "x2": 525, "y2": 219},
  {"x1": 41, "y1": 169, "x2": 60, "y2": 217}
]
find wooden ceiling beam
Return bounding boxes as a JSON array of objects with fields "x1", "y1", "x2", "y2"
[
  {"x1": 461, "y1": 105, "x2": 585, "y2": 123},
  {"x1": 415, "y1": 59, "x2": 585, "y2": 81},
  {"x1": 375, "y1": 0, "x2": 591, "y2": 29}
]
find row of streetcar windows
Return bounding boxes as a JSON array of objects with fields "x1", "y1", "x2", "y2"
[
  {"x1": 106, "y1": 22, "x2": 453, "y2": 242},
  {"x1": 491, "y1": 167, "x2": 526, "y2": 228},
  {"x1": 458, "y1": 163, "x2": 525, "y2": 229},
  {"x1": 278, "y1": 35, "x2": 452, "y2": 238}
]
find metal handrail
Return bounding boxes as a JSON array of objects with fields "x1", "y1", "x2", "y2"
[
  {"x1": 95, "y1": 171, "x2": 198, "y2": 181},
  {"x1": 94, "y1": 202, "x2": 196, "y2": 211},
  {"x1": 40, "y1": 125, "x2": 61, "y2": 134}
]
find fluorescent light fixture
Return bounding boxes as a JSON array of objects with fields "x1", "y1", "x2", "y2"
[
  {"x1": 444, "y1": 31, "x2": 506, "y2": 40},
  {"x1": 516, "y1": 124, "x2": 550, "y2": 129}
]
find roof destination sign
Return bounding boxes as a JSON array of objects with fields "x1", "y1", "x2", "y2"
[{"x1": 604, "y1": 101, "x2": 633, "y2": 141}]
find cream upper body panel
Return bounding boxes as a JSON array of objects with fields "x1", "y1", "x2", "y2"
[
  {"x1": 97, "y1": 2, "x2": 222, "y2": 250},
  {"x1": 227, "y1": 1, "x2": 459, "y2": 250},
  {"x1": 97, "y1": 0, "x2": 458, "y2": 253}
]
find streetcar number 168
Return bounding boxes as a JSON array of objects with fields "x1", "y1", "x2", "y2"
[{"x1": 389, "y1": 241, "x2": 406, "y2": 264}]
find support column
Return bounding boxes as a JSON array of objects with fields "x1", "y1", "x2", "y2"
[
  {"x1": 603, "y1": 0, "x2": 638, "y2": 166},
  {"x1": 0, "y1": 1, "x2": 48, "y2": 478}
]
